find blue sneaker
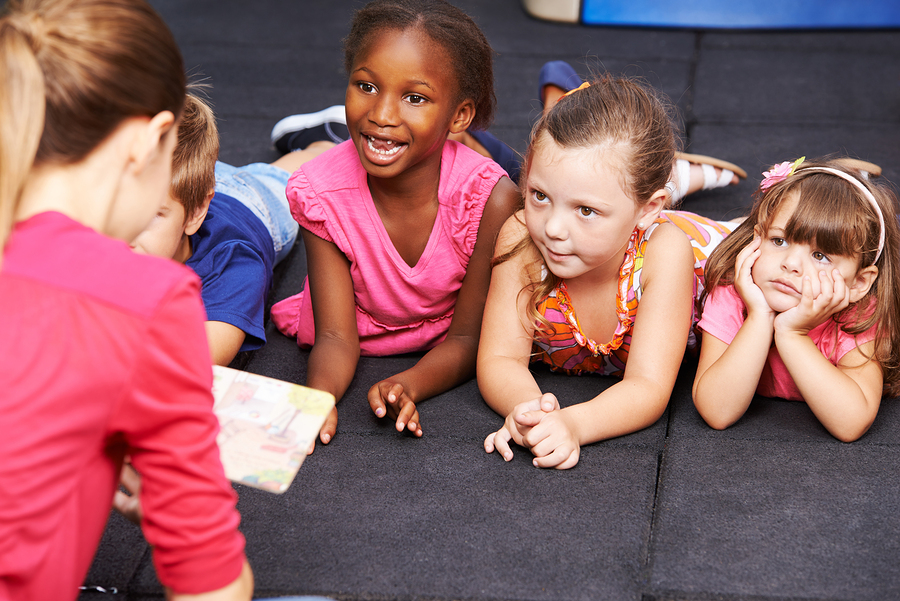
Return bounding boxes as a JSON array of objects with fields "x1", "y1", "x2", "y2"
[{"x1": 271, "y1": 105, "x2": 348, "y2": 153}]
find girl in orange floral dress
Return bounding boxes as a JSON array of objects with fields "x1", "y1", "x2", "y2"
[{"x1": 478, "y1": 75, "x2": 732, "y2": 469}]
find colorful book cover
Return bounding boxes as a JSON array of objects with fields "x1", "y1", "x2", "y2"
[{"x1": 211, "y1": 366, "x2": 335, "y2": 494}]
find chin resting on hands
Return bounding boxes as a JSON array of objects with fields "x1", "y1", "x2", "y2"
[
  {"x1": 368, "y1": 380, "x2": 423, "y2": 437},
  {"x1": 775, "y1": 268, "x2": 850, "y2": 335}
]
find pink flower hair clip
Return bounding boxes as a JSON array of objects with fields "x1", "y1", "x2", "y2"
[{"x1": 760, "y1": 156, "x2": 805, "y2": 190}]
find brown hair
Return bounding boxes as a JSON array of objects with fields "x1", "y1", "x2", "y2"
[
  {"x1": 170, "y1": 91, "x2": 219, "y2": 220},
  {"x1": 343, "y1": 0, "x2": 495, "y2": 131},
  {"x1": 0, "y1": 0, "x2": 185, "y2": 254},
  {"x1": 495, "y1": 74, "x2": 679, "y2": 337},
  {"x1": 703, "y1": 158, "x2": 900, "y2": 395}
]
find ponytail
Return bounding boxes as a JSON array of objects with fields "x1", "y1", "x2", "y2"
[
  {"x1": 0, "y1": 0, "x2": 186, "y2": 259},
  {"x1": 0, "y1": 11, "x2": 45, "y2": 255}
]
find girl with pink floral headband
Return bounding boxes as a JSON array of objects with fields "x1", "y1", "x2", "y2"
[{"x1": 693, "y1": 157, "x2": 900, "y2": 441}]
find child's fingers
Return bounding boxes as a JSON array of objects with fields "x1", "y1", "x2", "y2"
[
  {"x1": 366, "y1": 383, "x2": 388, "y2": 418},
  {"x1": 118, "y1": 462, "x2": 141, "y2": 496},
  {"x1": 319, "y1": 406, "x2": 338, "y2": 445},
  {"x1": 385, "y1": 382, "x2": 404, "y2": 405},
  {"x1": 395, "y1": 401, "x2": 422, "y2": 437},
  {"x1": 531, "y1": 445, "x2": 579, "y2": 470},
  {"x1": 514, "y1": 409, "x2": 547, "y2": 428},
  {"x1": 540, "y1": 392, "x2": 559, "y2": 412},
  {"x1": 484, "y1": 427, "x2": 514, "y2": 461}
]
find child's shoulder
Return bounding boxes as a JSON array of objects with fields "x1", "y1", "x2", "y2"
[{"x1": 441, "y1": 140, "x2": 509, "y2": 188}]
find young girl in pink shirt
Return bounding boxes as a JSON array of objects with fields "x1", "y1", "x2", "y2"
[
  {"x1": 693, "y1": 158, "x2": 900, "y2": 441},
  {"x1": 270, "y1": 0, "x2": 519, "y2": 446}
]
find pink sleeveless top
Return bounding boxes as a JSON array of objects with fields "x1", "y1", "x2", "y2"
[{"x1": 271, "y1": 140, "x2": 507, "y2": 356}]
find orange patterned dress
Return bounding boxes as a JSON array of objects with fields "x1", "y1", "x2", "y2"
[{"x1": 531, "y1": 210, "x2": 732, "y2": 376}]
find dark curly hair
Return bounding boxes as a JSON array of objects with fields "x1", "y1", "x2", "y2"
[{"x1": 343, "y1": 0, "x2": 496, "y2": 131}]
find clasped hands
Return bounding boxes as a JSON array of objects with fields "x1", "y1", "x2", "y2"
[{"x1": 483, "y1": 392, "x2": 581, "y2": 470}]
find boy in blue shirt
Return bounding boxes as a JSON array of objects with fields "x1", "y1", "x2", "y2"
[{"x1": 132, "y1": 94, "x2": 343, "y2": 365}]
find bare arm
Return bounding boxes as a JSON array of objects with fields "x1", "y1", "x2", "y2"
[
  {"x1": 476, "y1": 212, "x2": 544, "y2": 416},
  {"x1": 205, "y1": 321, "x2": 246, "y2": 367},
  {"x1": 303, "y1": 227, "x2": 360, "y2": 445},
  {"x1": 367, "y1": 176, "x2": 521, "y2": 432},
  {"x1": 692, "y1": 237, "x2": 775, "y2": 429},
  {"x1": 168, "y1": 561, "x2": 253, "y2": 601},
  {"x1": 774, "y1": 269, "x2": 882, "y2": 441}
]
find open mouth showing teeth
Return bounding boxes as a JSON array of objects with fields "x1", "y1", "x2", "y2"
[{"x1": 367, "y1": 136, "x2": 404, "y2": 156}]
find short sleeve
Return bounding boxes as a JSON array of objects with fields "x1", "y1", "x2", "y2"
[
  {"x1": 442, "y1": 144, "x2": 507, "y2": 265},
  {"x1": 286, "y1": 168, "x2": 333, "y2": 243},
  {"x1": 113, "y1": 274, "x2": 245, "y2": 594},
  {"x1": 697, "y1": 285, "x2": 745, "y2": 345},
  {"x1": 196, "y1": 240, "x2": 270, "y2": 351}
]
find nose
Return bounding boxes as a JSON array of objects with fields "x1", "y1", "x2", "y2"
[
  {"x1": 370, "y1": 93, "x2": 400, "y2": 128},
  {"x1": 543, "y1": 207, "x2": 568, "y2": 241},
  {"x1": 781, "y1": 246, "x2": 804, "y2": 273}
]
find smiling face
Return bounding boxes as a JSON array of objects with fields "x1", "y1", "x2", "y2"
[
  {"x1": 344, "y1": 27, "x2": 472, "y2": 181},
  {"x1": 523, "y1": 133, "x2": 660, "y2": 284},
  {"x1": 752, "y1": 191, "x2": 865, "y2": 312}
]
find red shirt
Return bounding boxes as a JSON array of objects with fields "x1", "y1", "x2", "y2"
[{"x1": 0, "y1": 213, "x2": 245, "y2": 600}]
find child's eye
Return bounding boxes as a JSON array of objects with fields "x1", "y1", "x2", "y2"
[
  {"x1": 812, "y1": 251, "x2": 830, "y2": 263},
  {"x1": 357, "y1": 82, "x2": 376, "y2": 94},
  {"x1": 406, "y1": 94, "x2": 426, "y2": 104},
  {"x1": 771, "y1": 237, "x2": 786, "y2": 247},
  {"x1": 578, "y1": 206, "x2": 596, "y2": 217},
  {"x1": 531, "y1": 190, "x2": 548, "y2": 202}
]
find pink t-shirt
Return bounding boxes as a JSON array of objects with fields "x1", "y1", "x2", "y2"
[
  {"x1": 0, "y1": 213, "x2": 245, "y2": 600},
  {"x1": 271, "y1": 140, "x2": 507, "y2": 356},
  {"x1": 698, "y1": 284, "x2": 877, "y2": 401}
]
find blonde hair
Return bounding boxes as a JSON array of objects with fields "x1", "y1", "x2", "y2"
[
  {"x1": 495, "y1": 74, "x2": 679, "y2": 337},
  {"x1": 0, "y1": 0, "x2": 185, "y2": 255},
  {"x1": 703, "y1": 158, "x2": 900, "y2": 395},
  {"x1": 171, "y1": 92, "x2": 219, "y2": 219}
]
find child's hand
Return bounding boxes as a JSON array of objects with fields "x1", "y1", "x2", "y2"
[
  {"x1": 517, "y1": 409, "x2": 581, "y2": 470},
  {"x1": 308, "y1": 407, "x2": 338, "y2": 454},
  {"x1": 113, "y1": 462, "x2": 143, "y2": 526},
  {"x1": 734, "y1": 236, "x2": 773, "y2": 317},
  {"x1": 484, "y1": 393, "x2": 558, "y2": 461},
  {"x1": 775, "y1": 268, "x2": 850, "y2": 335},
  {"x1": 368, "y1": 380, "x2": 423, "y2": 437}
]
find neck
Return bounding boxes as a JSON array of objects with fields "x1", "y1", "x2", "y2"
[
  {"x1": 16, "y1": 158, "x2": 121, "y2": 234},
  {"x1": 174, "y1": 233, "x2": 194, "y2": 264},
  {"x1": 366, "y1": 143, "x2": 444, "y2": 211}
]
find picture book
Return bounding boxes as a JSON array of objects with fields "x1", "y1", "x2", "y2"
[{"x1": 212, "y1": 365, "x2": 335, "y2": 493}]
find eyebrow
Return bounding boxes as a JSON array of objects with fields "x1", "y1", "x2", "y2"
[{"x1": 351, "y1": 67, "x2": 435, "y2": 92}]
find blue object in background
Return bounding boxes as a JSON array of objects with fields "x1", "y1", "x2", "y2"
[{"x1": 577, "y1": 0, "x2": 900, "y2": 29}]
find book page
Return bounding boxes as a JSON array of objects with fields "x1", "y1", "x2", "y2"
[{"x1": 212, "y1": 366, "x2": 335, "y2": 493}]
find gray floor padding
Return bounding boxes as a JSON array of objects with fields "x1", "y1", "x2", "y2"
[{"x1": 79, "y1": 1, "x2": 900, "y2": 600}]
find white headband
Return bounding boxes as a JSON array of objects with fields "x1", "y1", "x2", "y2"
[{"x1": 795, "y1": 166, "x2": 885, "y2": 265}]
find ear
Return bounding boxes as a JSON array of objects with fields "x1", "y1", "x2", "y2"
[
  {"x1": 638, "y1": 188, "x2": 667, "y2": 226},
  {"x1": 128, "y1": 110, "x2": 177, "y2": 173},
  {"x1": 184, "y1": 189, "x2": 213, "y2": 236},
  {"x1": 448, "y1": 99, "x2": 476, "y2": 135},
  {"x1": 848, "y1": 265, "x2": 878, "y2": 303}
]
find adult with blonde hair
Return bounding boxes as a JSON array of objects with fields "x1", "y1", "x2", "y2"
[{"x1": 0, "y1": 1, "x2": 252, "y2": 598}]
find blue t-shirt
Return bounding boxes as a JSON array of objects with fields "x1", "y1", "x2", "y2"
[{"x1": 187, "y1": 192, "x2": 274, "y2": 352}]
